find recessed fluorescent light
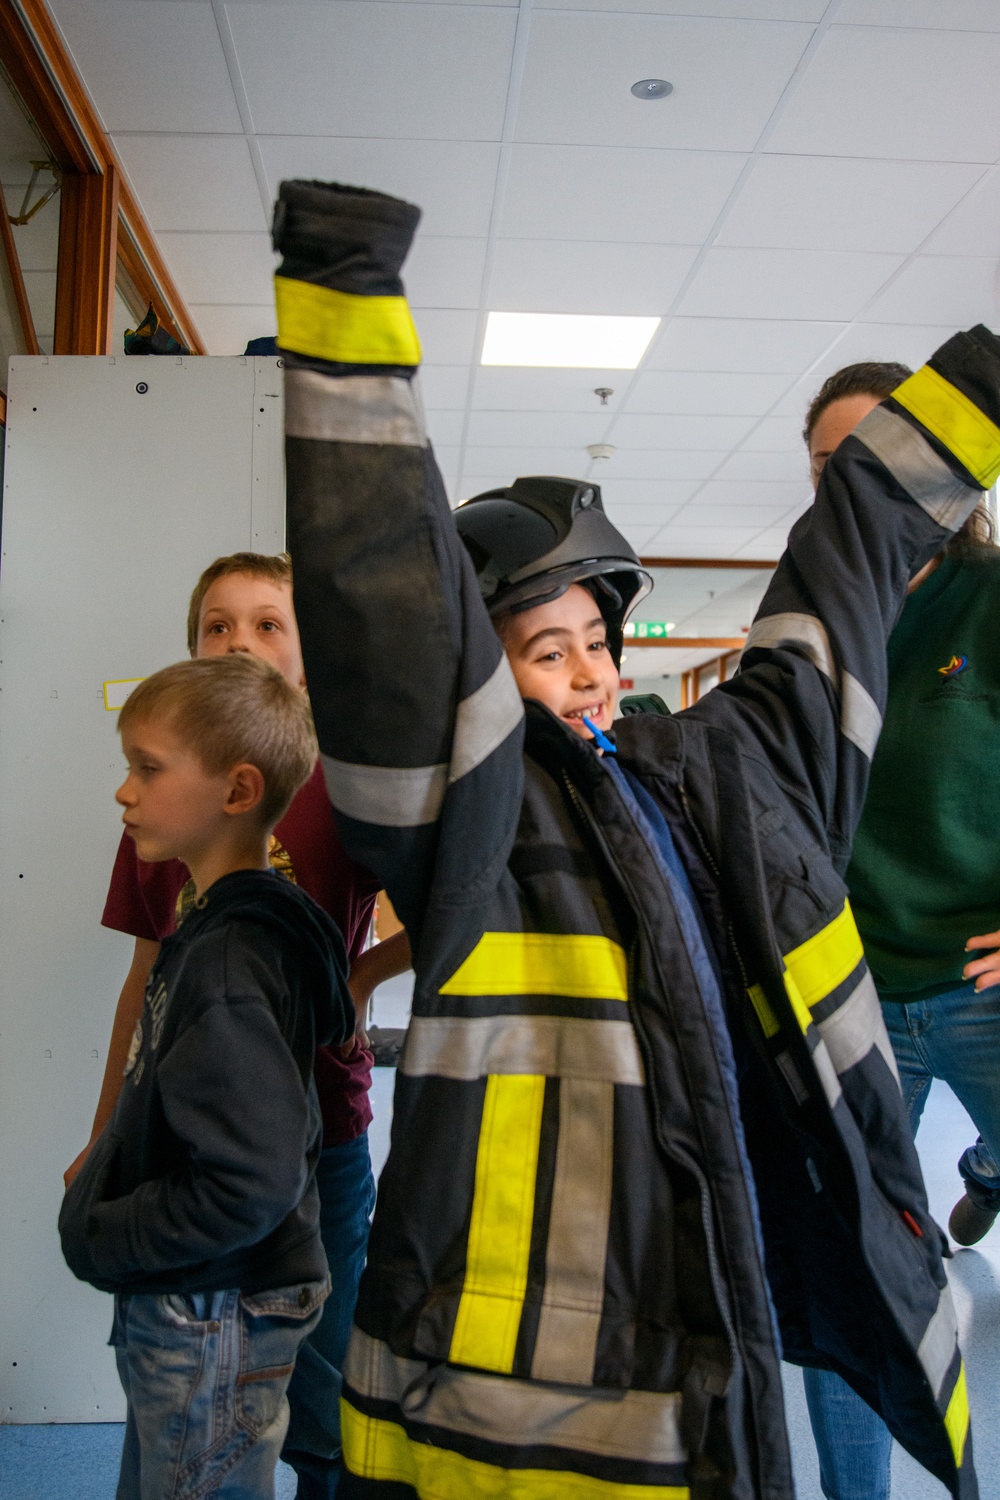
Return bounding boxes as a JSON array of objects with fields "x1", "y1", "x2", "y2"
[{"x1": 481, "y1": 312, "x2": 660, "y2": 369}]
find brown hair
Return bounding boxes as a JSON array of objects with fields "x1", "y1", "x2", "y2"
[
  {"x1": 119, "y1": 655, "x2": 317, "y2": 826},
  {"x1": 804, "y1": 360, "x2": 996, "y2": 555},
  {"x1": 187, "y1": 552, "x2": 292, "y2": 655}
]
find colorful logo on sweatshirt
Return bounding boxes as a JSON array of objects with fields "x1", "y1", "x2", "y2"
[{"x1": 938, "y1": 654, "x2": 968, "y2": 679}]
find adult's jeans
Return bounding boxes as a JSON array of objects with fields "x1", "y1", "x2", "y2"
[
  {"x1": 803, "y1": 979, "x2": 1000, "y2": 1499},
  {"x1": 282, "y1": 1132, "x2": 376, "y2": 1497},
  {"x1": 112, "y1": 1279, "x2": 327, "y2": 1499}
]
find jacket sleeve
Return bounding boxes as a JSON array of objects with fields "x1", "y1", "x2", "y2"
[
  {"x1": 274, "y1": 182, "x2": 524, "y2": 946},
  {"x1": 64, "y1": 998, "x2": 313, "y2": 1283},
  {"x1": 686, "y1": 326, "x2": 1000, "y2": 870}
]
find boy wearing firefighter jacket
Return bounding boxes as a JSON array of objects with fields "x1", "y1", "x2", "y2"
[{"x1": 273, "y1": 180, "x2": 994, "y2": 1500}]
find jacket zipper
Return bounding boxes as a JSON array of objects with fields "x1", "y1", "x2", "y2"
[{"x1": 560, "y1": 768, "x2": 742, "y2": 1383}]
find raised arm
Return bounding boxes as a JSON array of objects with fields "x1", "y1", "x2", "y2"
[
  {"x1": 688, "y1": 326, "x2": 1000, "y2": 869},
  {"x1": 274, "y1": 183, "x2": 524, "y2": 946}
]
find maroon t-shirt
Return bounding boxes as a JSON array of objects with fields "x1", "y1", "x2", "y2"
[{"x1": 102, "y1": 761, "x2": 379, "y2": 1146}]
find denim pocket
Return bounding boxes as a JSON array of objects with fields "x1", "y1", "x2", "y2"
[{"x1": 235, "y1": 1278, "x2": 329, "y2": 1436}]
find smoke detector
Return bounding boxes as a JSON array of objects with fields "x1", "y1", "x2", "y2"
[{"x1": 587, "y1": 443, "x2": 615, "y2": 462}]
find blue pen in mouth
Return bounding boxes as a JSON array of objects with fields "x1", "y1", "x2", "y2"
[{"x1": 583, "y1": 716, "x2": 617, "y2": 754}]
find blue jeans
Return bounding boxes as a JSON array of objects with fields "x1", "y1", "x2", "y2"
[
  {"x1": 282, "y1": 1133, "x2": 376, "y2": 1493},
  {"x1": 112, "y1": 1280, "x2": 327, "y2": 1499},
  {"x1": 804, "y1": 979, "x2": 1000, "y2": 1499}
]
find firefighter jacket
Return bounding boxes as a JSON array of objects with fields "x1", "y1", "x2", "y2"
[{"x1": 274, "y1": 181, "x2": 999, "y2": 1500}]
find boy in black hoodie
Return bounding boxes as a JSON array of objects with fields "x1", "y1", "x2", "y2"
[{"x1": 60, "y1": 653, "x2": 354, "y2": 1500}]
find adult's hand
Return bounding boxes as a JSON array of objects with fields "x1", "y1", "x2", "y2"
[
  {"x1": 963, "y1": 927, "x2": 1000, "y2": 992},
  {"x1": 338, "y1": 929, "x2": 412, "y2": 1059}
]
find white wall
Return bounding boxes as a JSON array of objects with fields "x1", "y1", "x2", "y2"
[{"x1": 0, "y1": 355, "x2": 285, "y2": 1421}]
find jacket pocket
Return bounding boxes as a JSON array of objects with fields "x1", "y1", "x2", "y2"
[{"x1": 58, "y1": 1130, "x2": 122, "y2": 1283}]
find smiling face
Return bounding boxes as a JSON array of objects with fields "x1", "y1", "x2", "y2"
[
  {"x1": 194, "y1": 572, "x2": 305, "y2": 686},
  {"x1": 499, "y1": 582, "x2": 620, "y2": 741}
]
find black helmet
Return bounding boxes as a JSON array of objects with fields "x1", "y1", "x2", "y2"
[{"x1": 454, "y1": 476, "x2": 651, "y2": 665}]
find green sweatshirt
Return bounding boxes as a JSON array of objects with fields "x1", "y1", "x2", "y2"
[{"x1": 848, "y1": 549, "x2": 1000, "y2": 1002}]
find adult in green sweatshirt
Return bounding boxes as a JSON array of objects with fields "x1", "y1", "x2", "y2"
[{"x1": 802, "y1": 359, "x2": 1000, "y2": 1500}]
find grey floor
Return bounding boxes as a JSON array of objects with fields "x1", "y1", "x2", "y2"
[{"x1": 3, "y1": 972, "x2": 999, "y2": 1499}]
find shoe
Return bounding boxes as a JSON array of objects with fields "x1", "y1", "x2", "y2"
[{"x1": 948, "y1": 1193, "x2": 998, "y2": 1246}]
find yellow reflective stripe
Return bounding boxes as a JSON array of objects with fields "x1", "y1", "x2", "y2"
[
  {"x1": 783, "y1": 903, "x2": 864, "y2": 1012},
  {"x1": 893, "y1": 365, "x2": 1000, "y2": 489},
  {"x1": 449, "y1": 1075, "x2": 545, "y2": 1373},
  {"x1": 341, "y1": 1401, "x2": 690, "y2": 1499},
  {"x1": 782, "y1": 971, "x2": 813, "y2": 1036},
  {"x1": 748, "y1": 983, "x2": 780, "y2": 1040},
  {"x1": 944, "y1": 1363, "x2": 970, "y2": 1467},
  {"x1": 275, "y1": 276, "x2": 421, "y2": 367},
  {"x1": 441, "y1": 932, "x2": 629, "y2": 1000}
]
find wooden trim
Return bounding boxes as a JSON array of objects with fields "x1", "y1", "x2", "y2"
[
  {"x1": 1, "y1": 0, "x2": 205, "y2": 353},
  {"x1": 626, "y1": 636, "x2": 746, "y2": 650},
  {"x1": 117, "y1": 214, "x2": 202, "y2": 353},
  {"x1": 640, "y1": 557, "x2": 777, "y2": 570},
  {"x1": 54, "y1": 163, "x2": 118, "y2": 353},
  {"x1": 0, "y1": 177, "x2": 40, "y2": 354},
  {"x1": 680, "y1": 671, "x2": 693, "y2": 710}
]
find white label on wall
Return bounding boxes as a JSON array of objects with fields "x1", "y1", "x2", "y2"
[{"x1": 103, "y1": 678, "x2": 144, "y2": 711}]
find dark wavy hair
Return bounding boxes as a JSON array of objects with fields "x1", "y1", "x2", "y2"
[{"x1": 805, "y1": 360, "x2": 995, "y2": 555}]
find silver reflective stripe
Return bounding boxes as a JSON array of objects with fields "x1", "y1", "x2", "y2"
[
  {"x1": 344, "y1": 1328, "x2": 686, "y2": 1465},
  {"x1": 918, "y1": 1285, "x2": 959, "y2": 1399},
  {"x1": 401, "y1": 1014, "x2": 645, "y2": 1084},
  {"x1": 743, "y1": 612, "x2": 836, "y2": 681},
  {"x1": 817, "y1": 970, "x2": 884, "y2": 1076},
  {"x1": 320, "y1": 751, "x2": 446, "y2": 828},
  {"x1": 531, "y1": 1079, "x2": 615, "y2": 1384},
  {"x1": 841, "y1": 672, "x2": 882, "y2": 760},
  {"x1": 811, "y1": 1037, "x2": 843, "y2": 1109},
  {"x1": 285, "y1": 369, "x2": 427, "y2": 447},
  {"x1": 449, "y1": 656, "x2": 524, "y2": 785},
  {"x1": 854, "y1": 404, "x2": 979, "y2": 531}
]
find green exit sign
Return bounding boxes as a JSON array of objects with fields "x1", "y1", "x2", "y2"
[{"x1": 624, "y1": 621, "x2": 673, "y2": 639}]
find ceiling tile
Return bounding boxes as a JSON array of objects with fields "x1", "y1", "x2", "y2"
[
  {"x1": 516, "y1": 13, "x2": 812, "y2": 151},
  {"x1": 406, "y1": 237, "x2": 487, "y2": 309},
  {"x1": 768, "y1": 321, "x2": 955, "y2": 417},
  {"x1": 227, "y1": 2, "x2": 516, "y2": 139},
  {"x1": 765, "y1": 25, "x2": 1000, "y2": 162},
  {"x1": 680, "y1": 502, "x2": 796, "y2": 528},
  {"x1": 647, "y1": 317, "x2": 844, "y2": 372},
  {"x1": 466, "y1": 410, "x2": 607, "y2": 448},
  {"x1": 157, "y1": 231, "x2": 274, "y2": 305},
  {"x1": 740, "y1": 415, "x2": 807, "y2": 450},
  {"x1": 714, "y1": 449, "x2": 811, "y2": 482},
  {"x1": 413, "y1": 310, "x2": 480, "y2": 364},
  {"x1": 540, "y1": 0, "x2": 823, "y2": 14},
  {"x1": 603, "y1": 500, "x2": 689, "y2": 528},
  {"x1": 425, "y1": 410, "x2": 466, "y2": 447},
  {"x1": 421, "y1": 367, "x2": 471, "y2": 410},
  {"x1": 460, "y1": 450, "x2": 589, "y2": 482},
  {"x1": 113, "y1": 135, "x2": 268, "y2": 232},
  {"x1": 924, "y1": 167, "x2": 1000, "y2": 255},
  {"x1": 187, "y1": 303, "x2": 275, "y2": 355},
  {"x1": 620, "y1": 525, "x2": 661, "y2": 550},
  {"x1": 594, "y1": 478, "x2": 702, "y2": 506},
  {"x1": 861, "y1": 255, "x2": 1000, "y2": 326},
  {"x1": 489, "y1": 240, "x2": 698, "y2": 316},
  {"x1": 500, "y1": 145, "x2": 746, "y2": 244},
  {"x1": 257, "y1": 138, "x2": 500, "y2": 238},
  {"x1": 717, "y1": 155, "x2": 983, "y2": 253},
  {"x1": 677, "y1": 247, "x2": 905, "y2": 320},
  {"x1": 647, "y1": 524, "x2": 764, "y2": 555},
  {"x1": 836, "y1": 0, "x2": 1000, "y2": 30},
  {"x1": 612, "y1": 413, "x2": 761, "y2": 449},
  {"x1": 49, "y1": 0, "x2": 242, "y2": 132},
  {"x1": 732, "y1": 526, "x2": 792, "y2": 558},
  {"x1": 692, "y1": 479, "x2": 809, "y2": 508},
  {"x1": 472, "y1": 367, "x2": 630, "y2": 413},
  {"x1": 584, "y1": 450, "x2": 730, "y2": 480},
  {"x1": 625, "y1": 370, "x2": 789, "y2": 415}
]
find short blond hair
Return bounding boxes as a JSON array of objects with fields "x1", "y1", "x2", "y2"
[
  {"x1": 120, "y1": 655, "x2": 317, "y2": 826},
  {"x1": 187, "y1": 552, "x2": 292, "y2": 656}
]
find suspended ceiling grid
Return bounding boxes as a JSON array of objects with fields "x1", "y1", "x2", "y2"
[{"x1": 45, "y1": 0, "x2": 1000, "y2": 565}]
